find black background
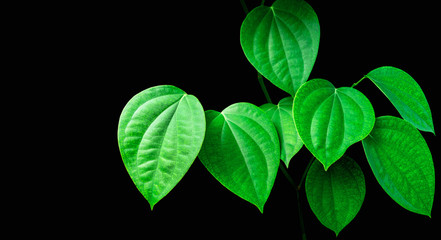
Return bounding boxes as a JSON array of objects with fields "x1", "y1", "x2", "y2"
[{"x1": 38, "y1": 0, "x2": 440, "y2": 238}]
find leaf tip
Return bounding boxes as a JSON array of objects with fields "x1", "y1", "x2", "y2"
[
  {"x1": 149, "y1": 202, "x2": 155, "y2": 211},
  {"x1": 257, "y1": 204, "x2": 265, "y2": 214}
]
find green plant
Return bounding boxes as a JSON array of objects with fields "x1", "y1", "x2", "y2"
[{"x1": 117, "y1": 0, "x2": 435, "y2": 237}]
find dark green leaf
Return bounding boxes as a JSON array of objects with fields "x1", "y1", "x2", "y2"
[
  {"x1": 294, "y1": 79, "x2": 375, "y2": 170},
  {"x1": 240, "y1": 0, "x2": 320, "y2": 96},
  {"x1": 198, "y1": 103, "x2": 280, "y2": 212},
  {"x1": 362, "y1": 116, "x2": 434, "y2": 217},
  {"x1": 261, "y1": 97, "x2": 302, "y2": 167},
  {"x1": 366, "y1": 66, "x2": 434, "y2": 133},
  {"x1": 118, "y1": 85, "x2": 206, "y2": 210},
  {"x1": 305, "y1": 156, "x2": 366, "y2": 236}
]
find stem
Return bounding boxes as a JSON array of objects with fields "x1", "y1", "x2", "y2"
[
  {"x1": 351, "y1": 75, "x2": 367, "y2": 88},
  {"x1": 240, "y1": 0, "x2": 249, "y2": 14},
  {"x1": 279, "y1": 164, "x2": 296, "y2": 187},
  {"x1": 242, "y1": 1, "x2": 305, "y2": 238},
  {"x1": 279, "y1": 163, "x2": 308, "y2": 240},
  {"x1": 258, "y1": 73, "x2": 272, "y2": 104},
  {"x1": 296, "y1": 189, "x2": 307, "y2": 240},
  {"x1": 297, "y1": 157, "x2": 315, "y2": 190}
]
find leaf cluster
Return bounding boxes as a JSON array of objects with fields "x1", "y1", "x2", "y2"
[{"x1": 118, "y1": 0, "x2": 435, "y2": 236}]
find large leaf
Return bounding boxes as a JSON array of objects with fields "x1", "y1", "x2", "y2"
[
  {"x1": 117, "y1": 85, "x2": 206, "y2": 210},
  {"x1": 362, "y1": 116, "x2": 434, "y2": 217},
  {"x1": 366, "y1": 66, "x2": 434, "y2": 133},
  {"x1": 198, "y1": 103, "x2": 280, "y2": 212},
  {"x1": 240, "y1": 0, "x2": 320, "y2": 96},
  {"x1": 293, "y1": 79, "x2": 375, "y2": 170},
  {"x1": 305, "y1": 156, "x2": 366, "y2": 236},
  {"x1": 261, "y1": 97, "x2": 302, "y2": 167}
]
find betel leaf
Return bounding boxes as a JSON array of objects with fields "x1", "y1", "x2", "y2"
[
  {"x1": 117, "y1": 85, "x2": 206, "y2": 210},
  {"x1": 240, "y1": 0, "x2": 320, "y2": 96},
  {"x1": 261, "y1": 97, "x2": 302, "y2": 167},
  {"x1": 366, "y1": 66, "x2": 435, "y2": 134},
  {"x1": 198, "y1": 103, "x2": 280, "y2": 213},
  {"x1": 305, "y1": 156, "x2": 366, "y2": 236},
  {"x1": 293, "y1": 79, "x2": 375, "y2": 170},
  {"x1": 362, "y1": 116, "x2": 435, "y2": 217}
]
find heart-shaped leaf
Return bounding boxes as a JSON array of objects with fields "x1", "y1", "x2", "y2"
[
  {"x1": 118, "y1": 85, "x2": 206, "y2": 210},
  {"x1": 293, "y1": 79, "x2": 375, "y2": 170},
  {"x1": 261, "y1": 97, "x2": 303, "y2": 167},
  {"x1": 362, "y1": 116, "x2": 434, "y2": 217},
  {"x1": 240, "y1": 0, "x2": 320, "y2": 96},
  {"x1": 198, "y1": 103, "x2": 280, "y2": 212},
  {"x1": 305, "y1": 156, "x2": 366, "y2": 236},
  {"x1": 366, "y1": 66, "x2": 434, "y2": 134}
]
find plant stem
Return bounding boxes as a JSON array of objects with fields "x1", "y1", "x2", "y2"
[
  {"x1": 297, "y1": 157, "x2": 315, "y2": 190},
  {"x1": 279, "y1": 164, "x2": 296, "y2": 187},
  {"x1": 241, "y1": 1, "x2": 305, "y2": 238},
  {"x1": 240, "y1": 0, "x2": 249, "y2": 14},
  {"x1": 296, "y1": 189, "x2": 307, "y2": 240},
  {"x1": 279, "y1": 163, "x2": 308, "y2": 240},
  {"x1": 257, "y1": 73, "x2": 273, "y2": 104},
  {"x1": 351, "y1": 75, "x2": 367, "y2": 88}
]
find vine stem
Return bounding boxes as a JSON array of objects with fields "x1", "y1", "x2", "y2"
[
  {"x1": 240, "y1": 1, "x2": 308, "y2": 238},
  {"x1": 351, "y1": 75, "x2": 367, "y2": 88},
  {"x1": 258, "y1": 73, "x2": 272, "y2": 104},
  {"x1": 240, "y1": 0, "x2": 249, "y2": 14},
  {"x1": 280, "y1": 157, "x2": 314, "y2": 240}
]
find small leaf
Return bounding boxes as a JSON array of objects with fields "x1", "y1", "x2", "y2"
[
  {"x1": 198, "y1": 103, "x2": 280, "y2": 212},
  {"x1": 261, "y1": 97, "x2": 302, "y2": 167},
  {"x1": 117, "y1": 85, "x2": 206, "y2": 210},
  {"x1": 293, "y1": 79, "x2": 375, "y2": 170},
  {"x1": 362, "y1": 116, "x2": 435, "y2": 217},
  {"x1": 240, "y1": 0, "x2": 320, "y2": 96},
  {"x1": 366, "y1": 66, "x2": 435, "y2": 134},
  {"x1": 305, "y1": 156, "x2": 366, "y2": 236}
]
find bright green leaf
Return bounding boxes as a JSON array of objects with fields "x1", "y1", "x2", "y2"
[
  {"x1": 293, "y1": 79, "x2": 375, "y2": 170},
  {"x1": 240, "y1": 0, "x2": 320, "y2": 96},
  {"x1": 362, "y1": 116, "x2": 435, "y2": 217},
  {"x1": 198, "y1": 103, "x2": 280, "y2": 212},
  {"x1": 366, "y1": 66, "x2": 434, "y2": 134},
  {"x1": 117, "y1": 85, "x2": 206, "y2": 210},
  {"x1": 305, "y1": 156, "x2": 366, "y2": 236},
  {"x1": 261, "y1": 97, "x2": 302, "y2": 167}
]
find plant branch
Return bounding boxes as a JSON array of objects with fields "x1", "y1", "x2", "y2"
[
  {"x1": 240, "y1": 0, "x2": 249, "y2": 14},
  {"x1": 297, "y1": 156, "x2": 315, "y2": 190},
  {"x1": 279, "y1": 162, "x2": 309, "y2": 240},
  {"x1": 351, "y1": 75, "x2": 367, "y2": 88},
  {"x1": 279, "y1": 163, "x2": 296, "y2": 187},
  {"x1": 257, "y1": 73, "x2": 273, "y2": 104}
]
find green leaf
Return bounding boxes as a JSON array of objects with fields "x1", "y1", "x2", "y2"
[
  {"x1": 198, "y1": 103, "x2": 280, "y2": 212},
  {"x1": 362, "y1": 116, "x2": 435, "y2": 217},
  {"x1": 260, "y1": 97, "x2": 302, "y2": 167},
  {"x1": 240, "y1": 0, "x2": 320, "y2": 96},
  {"x1": 305, "y1": 156, "x2": 366, "y2": 236},
  {"x1": 366, "y1": 66, "x2": 435, "y2": 134},
  {"x1": 293, "y1": 79, "x2": 375, "y2": 170},
  {"x1": 117, "y1": 85, "x2": 206, "y2": 210}
]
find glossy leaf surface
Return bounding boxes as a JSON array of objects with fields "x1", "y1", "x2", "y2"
[
  {"x1": 118, "y1": 85, "x2": 206, "y2": 209},
  {"x1": 366, "y1": 66, "x2": 434, "y2": 133},
  {"x1": 198, "y1": 103, "x2": 280, "y2": 212},
  {"x1": 362, "y1": 116, "x2": 434, "y2": 216},
  {"x1": 294, "y1": 79, "x2": 375, "y2": 170},
  {"x1": 261, "y1": 97, "x2": 302, "y2": 167},
  {"x1": 305, "y1": 156, "x2": 366, "y2": 236},
  {"x1": 240, "y1": 0, "x2": 320, "y2": 96}
]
